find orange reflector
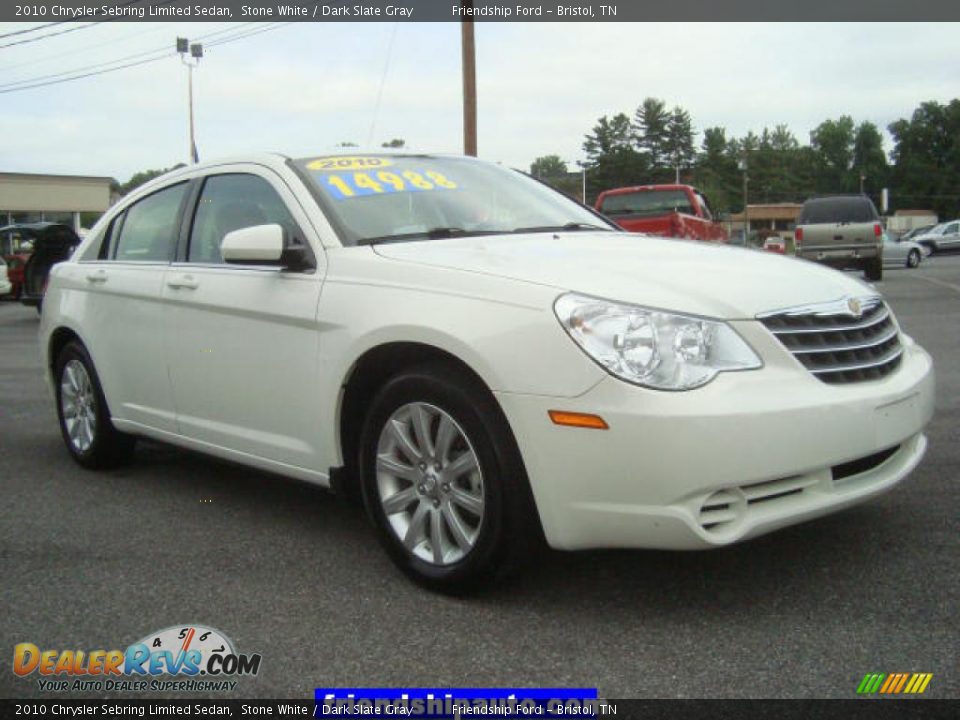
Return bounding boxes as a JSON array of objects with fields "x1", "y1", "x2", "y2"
[{"x1": 548, "y1": 410, "x2": 609, "y2": 430}]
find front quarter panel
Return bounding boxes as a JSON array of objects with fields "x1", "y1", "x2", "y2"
[{"x1": 315, "y1": 248, "x2": 607, "y2": 466}]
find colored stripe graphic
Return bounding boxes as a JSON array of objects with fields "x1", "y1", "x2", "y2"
[{"x1": 857, "y1": 673, "x2": 932, "y2": 694}]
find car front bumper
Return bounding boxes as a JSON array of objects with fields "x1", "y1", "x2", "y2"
[{"x1": 496, "y1": 325, "x2": 935, "y2": 551}]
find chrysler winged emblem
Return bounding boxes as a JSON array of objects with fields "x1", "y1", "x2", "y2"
[{"x1": 847, "y1": 297, "x2": 862, "y2": 318}]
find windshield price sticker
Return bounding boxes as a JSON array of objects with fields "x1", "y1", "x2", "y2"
[{"x1": 319, "y1": 170, "x2": 459, "y2": 199}]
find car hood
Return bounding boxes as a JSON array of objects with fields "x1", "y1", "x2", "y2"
[{"x1": 372, "y1": 232, "x2": 877, "y2": 319}]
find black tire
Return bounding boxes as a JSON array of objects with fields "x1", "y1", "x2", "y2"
[
  {"x1": 358, "y1": 363, "x2": 539, "y2": 593},
  {"x1": 907, "y1": 250, "x2": 921, "y2": 269},
  {"x1": 864, "y1": 257, "x2": 883, "y2": 282},
  {"x1": 54, "y1": 341, "x2": 135, "y2": 469}
]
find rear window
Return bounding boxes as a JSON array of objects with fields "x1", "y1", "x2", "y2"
[
  {"x1": 599, "y1": 189, "x2": 694, "y2": 216},
  {"x1": 799, "y1": 197, "x2": 879, "y2": 224}
]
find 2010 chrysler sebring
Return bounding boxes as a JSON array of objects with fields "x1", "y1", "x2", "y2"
[{"x1": 40, "y1": 153, "x2": 935, "y2": 592}]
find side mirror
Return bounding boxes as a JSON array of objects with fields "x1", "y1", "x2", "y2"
[
  {"x1": 221, "y1": 223, "x2": 315, "y2": 271},
  {"x1": 222, "y1": 224, "x2": 284, "y2": 264}
]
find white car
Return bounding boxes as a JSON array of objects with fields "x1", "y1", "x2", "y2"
[
  {"x1": 40, "y1": 153, "x2": 935, "y2": 591},
  {"x1": 0, "y1": 256, "x2": 11, "y2": 296}
]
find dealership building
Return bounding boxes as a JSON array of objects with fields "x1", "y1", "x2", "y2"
[{"x1": 0, "y1": 171, "x2": 114, "y2": 236}]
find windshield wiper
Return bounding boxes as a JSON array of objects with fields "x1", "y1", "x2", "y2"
[
  {"x1": 358, "y1": 227, "x2": 500, "y2": 245},
  {"x1": 509, "y1": 222, "x2": 613, "y2": 234}
]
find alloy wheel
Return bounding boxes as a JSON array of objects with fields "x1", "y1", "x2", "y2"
[{"x1": 375, "y1": 402, "x2": 484, "y2": 566}]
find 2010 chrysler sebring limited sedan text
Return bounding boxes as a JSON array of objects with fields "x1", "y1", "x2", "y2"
[{"x1": 40, "y1": 153, "x2": 935, "y2": 592}]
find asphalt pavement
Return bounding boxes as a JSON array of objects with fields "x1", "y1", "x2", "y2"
[{"x1": 1, "y1": 256, "x2": 958, "y2": 700}]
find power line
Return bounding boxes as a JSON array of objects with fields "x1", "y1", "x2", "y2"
[
  {"x1": 0, "y1": 22, "x2": 101, "y2": 50},
  {"x1": 0, "y1": 23, "x2": 294, "y2": 95},
  {"x1": 0, "y1": 2, "x2": 174, "y2": 49},
  {"x1": 0, "y1": 23, "x2": 259, "y2": 90},
  {"x1": 0, "y1": 23, "x2": 61, "y2": 41},
  {"x1": 367, "y1": 23, "x2": 400, "y2": 147}
]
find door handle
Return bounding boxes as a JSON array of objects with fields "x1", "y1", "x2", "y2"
[
  {"x1": 167, "y1": 274, "x2": 199, "y2": 290},
  {"x1": 85, "y1": 269, "x2": 108, "y2": 283}
]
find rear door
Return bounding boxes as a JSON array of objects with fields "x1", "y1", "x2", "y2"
[
  {"x1": 163, "y1": 165, "x2": 326, "y2": 470},
  {"x1": 938, "y1": 221, "x2": 960, "y2": 248},
  {"x1": 73, "y1": 181, "x2": 190, "y2": 431}
]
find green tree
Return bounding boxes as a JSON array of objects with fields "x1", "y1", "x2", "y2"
[
  {"x1": 852, "y1": 121, "x2": 888, "y2": 203},
  {"x1": 583, "y1": 113, "x2": 635, "y2": 162},
  {"x1": 810, "y1": 116, "x2": 856, "y2": 193},
  {"x1": 889, "y1": 99, "x2": 960, "y2": 217},
  {"x1": 530, "y1": 155, "x2": 568, "y2": 177},
  {"x1": 664, "y1": 107, "x2": 696, "y2": 183},
  {"x1": 119, "y1": 164, "x2": 186, "y2": 195},
  {"x1": 693, "y1": 127, "x2": 740, "y2": 214},
  {"x1": 381, "y1": 138, "x2": 405, "y2": 148},
  {"x1": 634, "y1": 98, "x2": 671, "y2": 177}
]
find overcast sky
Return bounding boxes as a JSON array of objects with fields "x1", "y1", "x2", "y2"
[{"x1": 1, "y1": 21, "x2": 957, "y2": 182}]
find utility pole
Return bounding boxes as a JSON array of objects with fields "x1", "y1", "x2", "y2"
[
  {"x1": 177, "y1": 38, "x2": 203, "y2": 163},
  {"x1": 460, "y1": 1, "x2": 477, "y2": 157}
]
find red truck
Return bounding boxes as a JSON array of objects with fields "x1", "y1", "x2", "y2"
[{"x1": 595, "y1": 184, "x2": 728, "y2": 242}]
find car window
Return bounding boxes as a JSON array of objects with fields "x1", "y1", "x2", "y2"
[
  {"x1": 696, "y1": 194, "x2": 713, "y2": 220},
  {"x1": 944, "y1": 222, "x2": 959, "y2": 234},
  {"x1": 188, "y1": 174, "x2": 296, "y2": 264},
  {"x1": 799, "y1": 197, "x2": 878, "y2": 224},
  {"x1": 113, "y1": 183, "x2": 188, "y2": 262},
  {"x1": 600, "y1": 189, "x2": 694, "y2": 216}
]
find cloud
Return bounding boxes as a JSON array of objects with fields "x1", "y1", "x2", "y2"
[{"x1": 1, "y1": 21, "x2": 957, "y2": 181}]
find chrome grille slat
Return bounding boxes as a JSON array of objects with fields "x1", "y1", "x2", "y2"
[
  {"x1": 809, "y1": 346, "x2": 904, "y2": 375},
  {"x1": 789, "y1": 326, "x2": 899, "y2": 354},
  {"x1": 762, "y1": 307, "x2": 890, "y2": 335},
  {"x1": 759, "y1": 296, "x2": 902, "y2": 385}
]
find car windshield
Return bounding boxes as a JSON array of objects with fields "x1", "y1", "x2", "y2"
[
  {"x1": 599, "y1": 189, "x2": 694, "y2": 216},
  {"x1": 799, "y1": 197, "x2": 878, "y2": 224},
  {"x1": 295, "y1": 154, "x2": 613, "y2": 245}
]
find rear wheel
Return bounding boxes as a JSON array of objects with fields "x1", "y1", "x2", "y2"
[
  {"x1": 864, "y1": 257, "x2": 883, "y2": 282},
  {"x1": 55, "y1": 341, "x2": 135, "y2": 469},
  {"x1": 907, "y1": 249, "x2": 921, "y2": 268},
  {"x1": 359, "y1": 364, "x2": 537, "y2": 593}
]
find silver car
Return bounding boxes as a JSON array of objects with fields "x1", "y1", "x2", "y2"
[
  {"x1": 882, "y1": 233, "x2": 924, "y2": 269},
  {"x1": 911, "y1": 220, "x2": 960, "y2": 254}
]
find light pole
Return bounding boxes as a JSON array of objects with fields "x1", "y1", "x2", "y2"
[
  {"x1": 177, "y1": 38, "x2": 203, "y2": 163},
  {"x1": 567, "y1": 160, "x2": 587, "y2": 204},
  {"x1": 739, "y1": 153, "x2": 749, "y2": 245}
]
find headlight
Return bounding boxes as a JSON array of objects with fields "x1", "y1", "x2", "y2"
[{"x1": 554, "y1": 293, "x2": 762, "y2": 390}]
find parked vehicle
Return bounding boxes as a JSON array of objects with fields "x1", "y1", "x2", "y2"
[
  {"x1": 595, "y1": 184, "x2": 727, "y2": 242},
  {"x1": 910, "y1": 220, "x2": 960, "y2": 254},
  {"x1": 0, "y1": 257, "x2": 11, "y2": 297},
  {"x1": 794, "y1": 195, "x2": 884, "y2": 281},
  {"x1": 3, "y1": 254, "x2": 27, "y2": 298},
  {"x1": 41, "y1": 153, "x2": 934, "y2": 592},
  {"x1": 882, "y1": 232, "x2": 923, "y2": 269},
  {"x1": 2, "y1": 223, "x2": 82, "y2": 312},
  {"x1": 901, "y1": 224, "x2": 936, "y2": 242},
  {"x1": 762, "y1": 237, "x2": 787, "y2": 254}
]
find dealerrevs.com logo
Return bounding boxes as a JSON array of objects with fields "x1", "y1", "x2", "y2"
[{"x1": 13, "y1": 625, "x2": 261, "y2": 692}]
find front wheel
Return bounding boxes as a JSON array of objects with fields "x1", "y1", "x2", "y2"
[
  {"x1": 359, "y1": 364, "x2": 537, "y2": 593},
  {"x1": 907, "y1": 249, "x2": 921, "y2": 268},
  {"x1": 55, "y1": 341, "x2": 135, "y2": 468},
  {"x1": 864, "y1": 257, "x2": 883, "y2": 282}
]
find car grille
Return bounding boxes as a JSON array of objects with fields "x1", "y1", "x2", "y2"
[{"x1": 758, "y1": 296, "x2": 902, "y2": 384}]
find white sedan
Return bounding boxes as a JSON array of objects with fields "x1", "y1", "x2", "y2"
[{"x1": 40, "y1": 153, "x2": 935, "y2": 592}]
